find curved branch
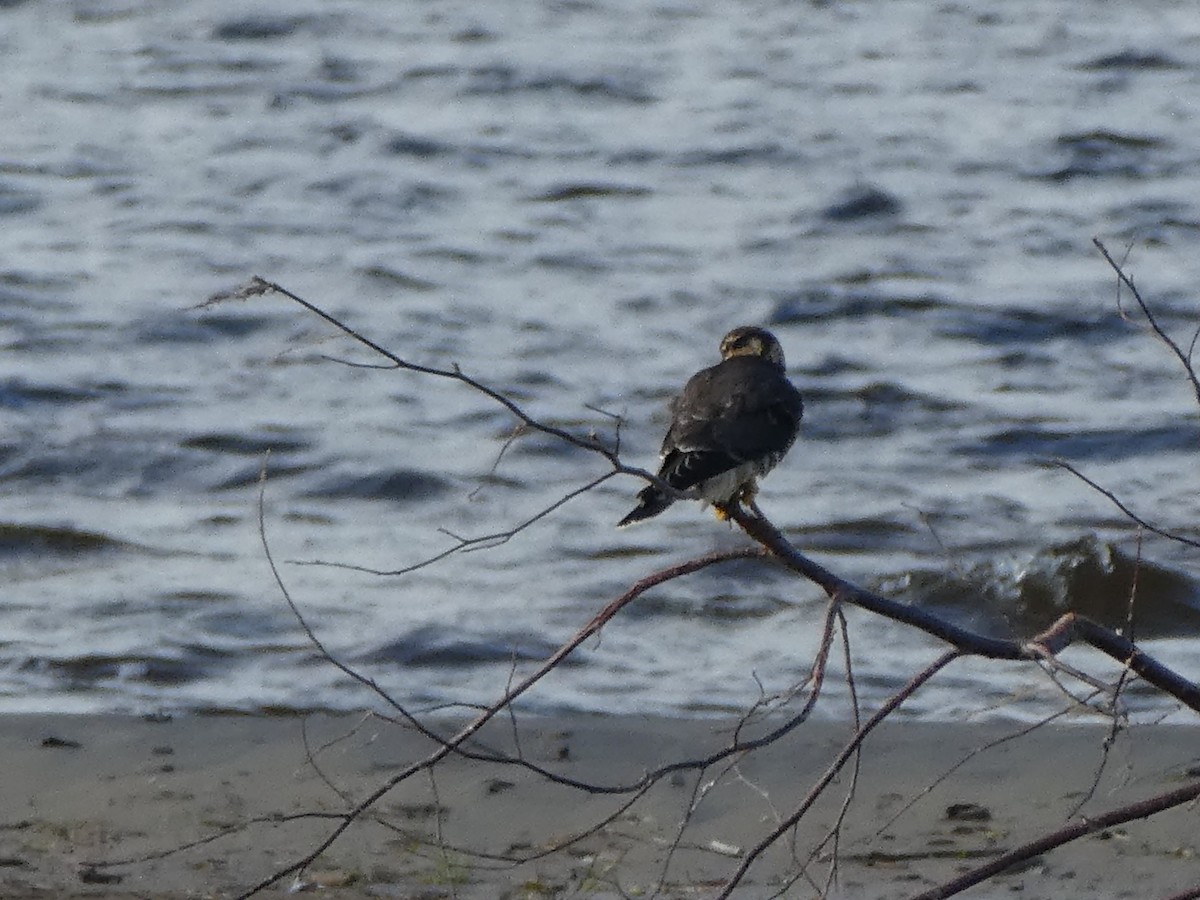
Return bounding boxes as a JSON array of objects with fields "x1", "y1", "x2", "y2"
[{"x1": 728, "y1": 507, "x2": 1200, "y2": 714}]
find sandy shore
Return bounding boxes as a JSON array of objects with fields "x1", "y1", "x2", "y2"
[{"x1": 1, "y1": 712, "x2": 1197, "y2": 899}]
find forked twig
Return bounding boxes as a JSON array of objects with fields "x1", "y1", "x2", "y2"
[{"x1": 651, "y1": 598, "x2": 843, "y2": 896}]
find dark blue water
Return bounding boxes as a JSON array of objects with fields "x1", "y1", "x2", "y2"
[{"x1": 2, "y1": 0, "x2": 1199, "y2": 721}]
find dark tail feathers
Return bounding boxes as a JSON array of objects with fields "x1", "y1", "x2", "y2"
[{"x1": 616, "y1": 486, "x2": 673, "y2": 527}]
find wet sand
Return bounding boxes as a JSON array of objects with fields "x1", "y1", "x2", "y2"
[{"x1": 2, "y1": 713, "x2": 1198, "y2": 899}]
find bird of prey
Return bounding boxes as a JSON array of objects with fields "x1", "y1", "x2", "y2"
[{"x1": 618, "y1": 325, "x2": 804, "y2": 526}]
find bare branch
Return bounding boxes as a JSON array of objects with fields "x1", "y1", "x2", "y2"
[
  {"x1": 650, "y1": 598, "x2": 842, "y2": 894},
  {"x1": 812, "y1": 608, "x2": 864, "y2": 895},
  {"x1": 728, "y1": 506, "x2": 1200, "y2": 713}
]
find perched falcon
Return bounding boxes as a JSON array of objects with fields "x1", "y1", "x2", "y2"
[{"x1": 618, "y1": 325, "x2": 804, "y2": 527}]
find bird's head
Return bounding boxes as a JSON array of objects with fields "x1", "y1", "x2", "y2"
[{"x1": 719, "y1": 325, "x2": 786, "y2": 369}]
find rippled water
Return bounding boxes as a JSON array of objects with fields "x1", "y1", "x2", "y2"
[{"x1": 3, "y1": 0, "x2": 1200, "y2": 722}]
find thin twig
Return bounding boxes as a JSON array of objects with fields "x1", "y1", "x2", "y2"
[
  {"x1": 872, "y1": 702, "x2": 1094, "y2": 838},
  {"x1": 220, "y1": 278, "x2": 613, "y2": 458},
  {"x1": 1067, "y1": 529, "x2": 1143, "y2": 819},
  {"x1": 1094, "y1": 237, "x2": 1200, "y2": 408},
  {"x1": 296, "y1": 472, "x2": 618, "y2": 575},
  {"x1": 1052, "y1": 460, "x2": 1200, "y2": 550},
  {"x1": 818, "y1": 607, "x2": 863, "y2": 894}
]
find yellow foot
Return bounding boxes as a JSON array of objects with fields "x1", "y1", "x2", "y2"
[{"x1": 713, "y1": 503, "x2": 733, "y2": 521}]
